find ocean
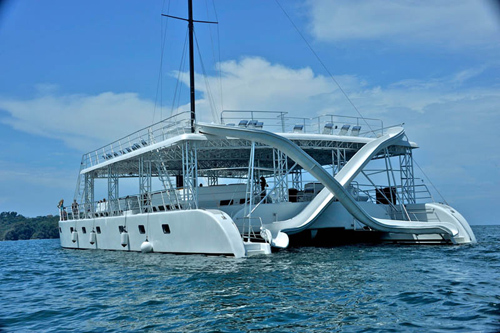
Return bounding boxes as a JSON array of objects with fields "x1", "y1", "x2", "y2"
[{"x1": 0, "y1": 225, "x2": 499, "y2": 332}]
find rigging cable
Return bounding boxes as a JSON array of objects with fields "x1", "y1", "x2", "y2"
[
  {"x1": 205, "y1": 0, "x2": 224, "y2": 116},
  {"x1": 194, "y1": 30, "x2": 220, "y2": 122},
  {"x1": 413, "y1": 158, "x2": 449, "y2": 206},
  {"x1": 170, "y1": 28, "x2": 189, "y2": 116},
  {"x1": 153, "y1": 0, "x2": 172, "y2": 123},
  {"x1": 274, "y1": 0, "x2": 375, "y2": 135}
]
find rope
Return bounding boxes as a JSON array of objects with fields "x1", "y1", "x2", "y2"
[
  {"x1": 170, "y1": 28, "x2": 189, "y2": 116},
  {"x1": 194, "y1": 30, "x2": 219, "y2": 122},
  {"x1": 274, "y1": 0, "x2": 376, "y2": 135},
  {"x1": 153, "y1": 0, "x2": 172, "y2": 123},
  {"x1": 413, "y1": 158, "x2": 449, "y2": 205}
]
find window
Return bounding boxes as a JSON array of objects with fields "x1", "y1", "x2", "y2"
[
  {"x1": 70, "y1": 227, "x2": 74, "y2": 233},
  {"x1": 119, "y1": 226, "x2": 125, "y2": 233},
  {"x1": 96, "y1": 226, "x2": 101, "y2": 234},
  {"x1": 59, "y1": 227, "x2": 62, "y2": 233},
  {"x1": 82, "y1": 227, "x2": 87, "y2": 234},
  {"x1": 162, "y1": 224, "x2": 171, "y2": 234},
  {"x1": 138, "y1": 225, "x2": 146, "y2": 234},
  {"x1": 220, "y1": 199, "x2": 233, "y2": 206}
]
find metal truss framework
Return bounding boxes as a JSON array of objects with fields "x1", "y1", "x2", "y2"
[
  {"x1": 107, "y1": 164, "x2": 119, "y2": 212},
  {"x1": 83, "y1": 173, "x2": 94, "y2": 214},
  {"x1": 139, "y1": 156, "x2": 152, "y2": 213},
  {"x1": 182, "y1": 141, "x2": 198, "y2": 209},
  {"x1": 273, "y1": 148, "x2": 288, "y2": 203},
  {"x1": 291, "y1": 169, "x2": 302, "y2": 191},
  {"x1": 332, "y1": 148, "x2": 347, "y2": 176},
  {"x1": 399, "y1": 146, "x2": 416, "y2": 204}
]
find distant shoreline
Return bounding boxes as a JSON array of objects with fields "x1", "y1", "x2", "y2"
[{"x1": 0, "y1": 212, "x2": 59, "y2": 241}]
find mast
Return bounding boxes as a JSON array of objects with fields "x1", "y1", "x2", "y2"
[
  {"x1": 162, "y1": 1, "x2": 217, "y2": 133},
  {"x1": 188, "y1": 0, "x2": 195, "y2": 133}
]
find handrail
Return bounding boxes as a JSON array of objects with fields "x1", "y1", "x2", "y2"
[
  {"x1": 220, "y1": 110, "x2": 385, "y2": 137},
  {"x1": 81, "y1": 111, "x2": 192, "y2": 169}
]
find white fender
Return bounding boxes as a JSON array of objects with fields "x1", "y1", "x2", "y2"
[
  {"x1": 141, "y1": 241, "x2": 153, "y2": 253},
  {"x1": 89, "y1": 231, "x2": 96, "y2": 245},
  {"x1": 71, "y1": 230, "x2": 78, "y2": 243},
  {"x1": 120, "y1": 232, "x2": 129, "y2": 247}
]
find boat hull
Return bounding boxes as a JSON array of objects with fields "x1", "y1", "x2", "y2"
[{"x1": 59, "y1": 209, "x2": 247, "y2": 257}]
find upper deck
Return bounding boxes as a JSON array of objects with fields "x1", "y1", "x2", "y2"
[{"x1": 80, "y1": 110, "x2": 414, "y2": 176}]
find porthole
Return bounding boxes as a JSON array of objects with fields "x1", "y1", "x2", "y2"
[
  {"x1": 162, "y1": 224, "x2": 171, "y2": 234},
  {"x1": 138, "y1": 225, "x2": 146, "y2": 234}
]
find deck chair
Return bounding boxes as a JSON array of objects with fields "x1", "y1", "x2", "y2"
[
  {"x1": 351, "y1": 125, "x2": 361, "y2": 136},
  {"x1": 323, "y1": 123, "x2": 334, "y2": 134},
  {"x1": 339, "y1": 124, "x2": 350, "y2": 135},
  {"x1": 226, "y1": 123, "x2": 235, "y2": 126},
  {"x1": 247, "y1": 120, "x2": 258, "y2": 128},
  {"x1": 238, "y1": 120, "x2": 248, "y2": 128},
  {"x1": 293, "y1": 124, "x2": 304, "y2": 133},
  {"x1": 256, "y1": 121, "x2": 264, "y2": 129}
]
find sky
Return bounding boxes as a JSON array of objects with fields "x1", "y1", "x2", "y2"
[{"x1": 0, "y1": 0, "x2": 499, "y2": 224}]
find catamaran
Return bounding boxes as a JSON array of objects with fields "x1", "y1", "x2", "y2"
[{"x1": 58, "y1": 2, "x2": 476, "y2": 257}]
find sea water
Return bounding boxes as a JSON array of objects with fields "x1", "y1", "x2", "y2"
[{"x1": 0, "y1": 225, "x2": 499, "y2": 332}]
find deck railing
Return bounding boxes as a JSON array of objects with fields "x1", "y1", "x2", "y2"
[
  {"x1": 81, "y1": 111, "x2": 192, "y2": 169},
  {"x1": 220, "y1": 110, "x2": 384, "y2": 137}
]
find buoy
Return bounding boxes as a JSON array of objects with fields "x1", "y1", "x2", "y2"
[
  {"x1": 120, "y1": 232, "x2": 129, "y2": 247},
  {"x1": 89, "y1": 230, "x2": 96, "y2": 245},
  {"x1": 71, "y1": 230, "x2": 78, "y2": 243},
  {"x1": 140, "y1": 241, "x2": 153, "y2": 253}
]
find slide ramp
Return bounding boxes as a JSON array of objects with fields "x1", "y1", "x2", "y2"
[{"x1": 198, "y1": 124, "x2": 474, "y2": 247}]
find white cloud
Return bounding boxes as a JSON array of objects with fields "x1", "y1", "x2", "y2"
[
  {"x1": 306, "y1": 0, "x2": 500, "y2": 50},
  {"x1": 0, "y1": 88, "x2": 157, "y2": 151},
  {"x1": 186, "y1": 57, "x2": 500, "y2": 216},
  {"x1": 0, "y1": 57, "x2": 498, "y2": 219}
]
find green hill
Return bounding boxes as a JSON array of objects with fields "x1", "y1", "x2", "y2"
[{"x1": 0, "y1": 212, "x2": 60, "y2": 241}]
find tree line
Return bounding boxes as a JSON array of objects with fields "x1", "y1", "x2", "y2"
[{"x1": 0, "y1": 212, "x2": 59, "y2": 241}]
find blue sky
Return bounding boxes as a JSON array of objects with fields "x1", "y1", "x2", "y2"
[{"x1": 0, "y1": 0, "x2": 499, "y2": 224}]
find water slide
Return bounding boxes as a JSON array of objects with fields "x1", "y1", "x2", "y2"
[{"x1": 198, "y1": 124, "x2": 475, "y2": 247}]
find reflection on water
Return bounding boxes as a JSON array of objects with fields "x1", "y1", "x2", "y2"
[{"x1": 0, "y1": 225, "x2": 499, "y2": 332}]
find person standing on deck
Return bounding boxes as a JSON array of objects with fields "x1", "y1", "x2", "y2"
[
  {"x1": 260, "y1": 176, "x2": 267, "y2": 202},
  {"x1": 71, "y1": 200, "x2": 79, "y2": 219}
]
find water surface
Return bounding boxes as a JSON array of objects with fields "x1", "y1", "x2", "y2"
[{"x1": 0, "y1": 225, "x2": 499, "y2": 332}]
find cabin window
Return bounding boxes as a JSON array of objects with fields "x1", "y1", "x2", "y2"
[
  {"x1": 220, "y1": 199, "x2": 233, "y2": 206},
  {"x1": 240, "y1": 198, "x2": 247, "y2": 204},
  {"x1": 82, "y1": 227, "x2": 87, "y2": 234},
  {"x1": 138, "y1": 225, "x2": 146, "y2": 234},
  {"x1": 59, "y1": 227, "x2": 62, "y2": 233},
  {"x1": 70, "y1": 227, "x2": 74, "y2": 233},
  {"x1": 162, "y1": 224, "x2": 171, "y2": 234},
  {"x1": 96, "y1": 226, "x2": 101, "y2": 234}
]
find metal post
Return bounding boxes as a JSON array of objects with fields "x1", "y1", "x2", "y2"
[{"x1": 188, "y1": 0, "x2": 196, "y2": 133}]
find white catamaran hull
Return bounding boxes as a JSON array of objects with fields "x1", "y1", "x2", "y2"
[{"x1": 59, "y1": 209, "x2": 270, "y2": 258}]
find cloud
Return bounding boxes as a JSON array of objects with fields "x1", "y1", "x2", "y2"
[
  {"x1": 0, "y1": 88, "x2": 157, "y2": 151},
  {"x1": 0, "y1": 56, "x2": 498, "y2": 220},
  {"x1": 306, "y1": 0, "x2": 500, "y2": 50},
  {"x1": 186, "y1": 57, "x2": 500, "y2": 215}
]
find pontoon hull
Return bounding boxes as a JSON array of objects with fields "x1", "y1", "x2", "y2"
[{"x1": 59, "y1": 209, "x2": 252, "y2": 257}]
